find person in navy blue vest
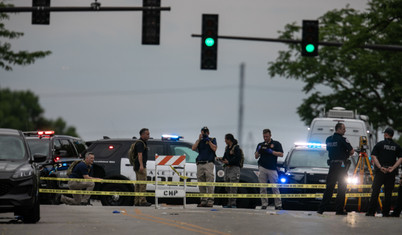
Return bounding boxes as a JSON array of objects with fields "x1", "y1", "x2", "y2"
[
  {"x1": 317, "y1": 123, "x2": 354, "y2": 215},
  {"x1": 60, "y1": 152, "x2": 101, "y2": 205},
  {"x1": 192, "y1": 126, "x2": 217, "y2": 207}
]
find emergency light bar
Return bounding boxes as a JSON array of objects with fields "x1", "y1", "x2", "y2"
[
  {"x1": 294, "y1": 142, "x2": 326, "y2": 149},
  {"x1": 37, "y1": 130, "x2": 55, "y2": 135},
  {"x1": 161, "y1": 134, "x2": 183, "y2": 141}
]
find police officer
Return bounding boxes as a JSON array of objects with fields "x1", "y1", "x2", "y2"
[
  {"x1": 60, "y1": 152, "x2": 101, "y2": 205},
  {"x1": 192, "y1": 126, "x2": 217, "y2": 207},
  {"x1": 216, "y1": 133, "x2": 242, "y2": 208},
  {"x1": 391, "y1": 175, "x2": 402, "y2": 217},
  {"x1": 366, "y1": 127, "x2": 402, "y2": 217},
  {"x1": 317, "y1": 123, "x2": 354, "y2": 215},
  {"x1": 255, "y1": 129, "x2": 284, "y2": 210},
  {"x1": 133, "y1": 128, "x2": 152, "y2": 207}
]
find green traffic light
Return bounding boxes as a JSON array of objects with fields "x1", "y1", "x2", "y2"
[
  {"x1": 306, "y1": 44, "x2": 315, "y2": 53},
  {"x1": 205, "y1": 37, "x2": 215, "y2": 47}
]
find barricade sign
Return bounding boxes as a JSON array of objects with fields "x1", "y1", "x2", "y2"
[{"x1": 154, "y1": 154, "x2": 186, "y2": 208}]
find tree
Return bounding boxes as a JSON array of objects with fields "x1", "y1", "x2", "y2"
[
  {"x1": 0, "y1": 2, "x2": 51, "y2": 71},
  {"x1": 0, "y1": 88, "x2": 79, "y2": 136},
  {"x1": 268, "y1": 0, "x2": 402, "y2": 133}
]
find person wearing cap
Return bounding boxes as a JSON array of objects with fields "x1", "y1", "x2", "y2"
[
  {"x1": 366, "y1": 127, "x2": 402, "y2": 217},
  {"x1": 255, "y1": 128, "x2": 284, "y2": 210},
  {"x1": 192, "y1": 126, "x2": 217, "y2": 207}
]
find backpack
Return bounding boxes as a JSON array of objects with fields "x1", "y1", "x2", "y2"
[
  {"x1": 128, "y1": 140, "x2": 146, "y2": 166},
  {"x1": 230, "y1": 144, "x2": 245, "y2": 168},
  {"x1": 67, "y1": 160, "x2": 84, "y2": 176}
]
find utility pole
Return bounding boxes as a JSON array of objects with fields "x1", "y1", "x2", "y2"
[{"x1": 238, "y1": 63, "x2": 245, "y2": 145}]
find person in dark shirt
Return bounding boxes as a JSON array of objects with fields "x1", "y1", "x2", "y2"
[
  {"x1": 255, "y1": 129, "x2": 284, "y2": 210},
  {"x1": 60, "y1": 152, "x2": 101, "y2": 205},
  {"x1": 192, "y1": 126, "x2": 217, "y2": 207},
  {"x1": 366, "y1": 127, "x2": 402, "y2": 217},
  {"x1": 216, "y1": 133, "x2": 242, "y2": 208},
  {"x1": 317, "y1": 123, "x2": 354, "y2": 215},
  {"x1": 131, "y1": 128, "x2": 151, "y2": 207}
]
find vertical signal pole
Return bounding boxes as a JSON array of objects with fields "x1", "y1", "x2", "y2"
[{"x1": 238, "y1": 63, "x2": 245, "y2": 145}]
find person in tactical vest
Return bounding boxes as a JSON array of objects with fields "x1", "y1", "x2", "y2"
[
  {"x1": 60, "y1": 152, "x2": 101, "y2": 205},
  {"x1": 366, "y1": 127, "x2": 402, "y2": 217},
  {"x1": 131, "y1": 128, "x2": 152, "y2": 207},
  {"x1": 192, "y1": 126, "x2": 217, "y2": 207},
  {"x1": 216, "y1": 133, "x2": 242, "y2": 208},
  {"x1": 317, "y1": 123, "x2": 354, "y2": 215}
]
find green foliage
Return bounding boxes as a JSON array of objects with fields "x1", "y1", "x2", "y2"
[
  {"x1": 268, "y1": 0, "x2": 402, "y2": 133},
  {"x1": 0, "y1": 88, "x2": 79, "y2": 137},
  {"x1": 0, "y1": 2, "x2": 51, "y2": 71}
]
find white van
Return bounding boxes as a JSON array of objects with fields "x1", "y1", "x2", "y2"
[{"x1": 307, "y1": 107, "x2": 375, "y2": 151}]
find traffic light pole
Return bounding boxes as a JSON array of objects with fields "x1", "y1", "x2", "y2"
[
  {"x1": 191, "y1": 34, "x2": 402, "y2": 52},
  {"x1": 0, "y1": 7, "x2": 171, "y2": 12}
]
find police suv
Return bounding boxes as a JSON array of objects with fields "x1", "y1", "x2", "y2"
[
  {"x1": 86, "y1": 135, "x2": 260, "y2": 208},
  {"x1": 278, "y1": 143, "x2": 367, "y2": 211},
  {"x1": 0, "y1": 128, "x2": 46, "y2": 223},
  {"x1": 23, "y1": 131, "x2": 87, "y2": 204}
]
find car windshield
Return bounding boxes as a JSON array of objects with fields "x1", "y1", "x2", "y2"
[
  {"x1": 170, "y1": 145, "x2": 198, "y2": 163},
  {"x1": 0, "y1": 136, "x2": 26, "y2": 160},
  {"x1": 26, "y1": 139, "x2": 50, "y2": 156},
  {"x1": 288, "y1": 149, "x2": 328, "y2": 168}
]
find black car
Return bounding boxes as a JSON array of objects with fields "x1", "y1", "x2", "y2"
[
  {"x1": 0, "y1": 128, "x2": 46, "y2": 223},
  {"x1": 86, "y1": 135, "x2": 260, "y2": 208},
  {"x1": 278, "y1": 143, "x2": 375, "y2": 211},
  {"x1": 23, "y1": 131, "x2": 87, "y2": 204}
]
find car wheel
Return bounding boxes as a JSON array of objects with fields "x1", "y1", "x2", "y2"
[
  {"x1": 236, "y1": 187, "x2": 258, "y2": 209},
  {"x1": 15, "y1": 196, "x2": 40, "y2": 223},
  {"x1": 100, "y1": 183, "x2": 134, "y2": 206}
]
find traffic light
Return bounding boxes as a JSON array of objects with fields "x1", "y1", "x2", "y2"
[
  {"x1": 201, "y1": 14, "x2": 218, "y2": 70},
  {"x1": 302, "y1": 20, "x2": 319, "y2": 57},
  {"x1": 32, "y1": 0, "x2": 50, "y2": 25},
  {"x1": 142, "y1": 0, "x2": 160, "y2": 45}
]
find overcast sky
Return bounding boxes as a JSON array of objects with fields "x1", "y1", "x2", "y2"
[{"x1": 1, "y1": 0, "x2": 369, "y2": 159}]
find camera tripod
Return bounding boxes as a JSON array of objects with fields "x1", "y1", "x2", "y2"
[{"x1": 344, "y1": 149, "x2": 382, "y2": 211}]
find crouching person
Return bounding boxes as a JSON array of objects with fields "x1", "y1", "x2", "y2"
[{"x1": 61, "y1": 152, "x2": 101, "y2": 205}]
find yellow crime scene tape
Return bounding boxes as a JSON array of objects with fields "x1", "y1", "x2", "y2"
[
  {"x1": 38, "y1": 188, "x2": 398, "y2": 198},
  {"x1": 169, "y1": 165, "x2": 189, "y2": 180},
  {"x1": 40, "y1": 177, "x2": 392, "y2": 189}
]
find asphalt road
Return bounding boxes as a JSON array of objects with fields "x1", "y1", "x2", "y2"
[{"x1": 1, "y1": 202, "x2": 401, "y2": 235}]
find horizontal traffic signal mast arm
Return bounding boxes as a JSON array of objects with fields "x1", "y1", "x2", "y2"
[
  {"x1": 0, "y1": 6, "x2": 171, "y2": 12},
  {"x1": 191, "y1": 34, "x2": 402, "y2": 52}
]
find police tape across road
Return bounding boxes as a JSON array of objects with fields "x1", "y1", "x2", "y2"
[
  {"x1": 40, "y1": 177, "x2": 400, "y2": 189},
  {"x1": 39, "y1": 188, "x2": 398, "y2": 198}
]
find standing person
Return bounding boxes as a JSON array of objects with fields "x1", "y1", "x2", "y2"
[
  {"x1": 366, "y1": 127, "x2": 402, "y2": 217},
  {"x1": 317, "y1": 123, "x2": 354, "y2": 215},
  {"x1": 391, "y1": 175, "x2": 402, "y2": 217},
  {"x1": 60, "y1": 152, "x2": 101, "y2": 205},
  {"x1": 255, "y1": 129, "x2": 284, "y2": 210},
  {"x1": 216, "y1": 134, "x2": 242, "y2": 208},
  {"x1": 192, "y1": 126, "x2": 217, "y2": 207},
  {"x1": 131, "y1": 128, "x2": 152, "y2": 207}
]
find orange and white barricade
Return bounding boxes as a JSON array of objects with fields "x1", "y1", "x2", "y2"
[{"x1": 154, "y1": 154, "x2": 186, "y2": 208}]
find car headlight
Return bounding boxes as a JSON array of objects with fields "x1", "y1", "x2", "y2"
[
  {"x1": 12, "y1": 164, "x2": 34, "y2": 179},
  {"x1": 346, "y1": 176, "x2": 359, "y2": 185}
]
